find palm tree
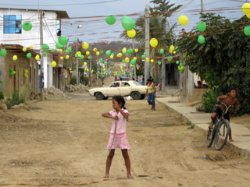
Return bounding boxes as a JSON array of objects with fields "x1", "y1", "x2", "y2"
[{"x1": 121, "y1": 0, "x2": 181, "y2": 87}]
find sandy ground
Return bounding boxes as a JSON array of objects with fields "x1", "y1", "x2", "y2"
[{"x1": 0, "y1": 94, "x2": 250, "y2": 187}]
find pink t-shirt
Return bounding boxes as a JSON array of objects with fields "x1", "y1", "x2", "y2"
[{"x1": 109, "y1": 109, "x2": 129, "y2": 134}]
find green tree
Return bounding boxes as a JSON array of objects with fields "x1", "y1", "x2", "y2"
[{"x1": 178, "y1": 13, "x2": 250, "y2": 114}]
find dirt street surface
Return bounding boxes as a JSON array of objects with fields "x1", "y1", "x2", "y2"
[{"x1": 0, "y1": 94, "x2": 250, "y2": 187}]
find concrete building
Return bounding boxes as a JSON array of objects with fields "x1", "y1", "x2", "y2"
[{"x1": 0, "y1": 7, "x2": 69, "y2": 89}]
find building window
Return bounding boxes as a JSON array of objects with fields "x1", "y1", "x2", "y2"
[{"x1": 3, "y1": 15, "x2": 22, "y2": 34}]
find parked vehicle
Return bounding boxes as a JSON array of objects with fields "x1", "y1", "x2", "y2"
[{"x1": 89, "y1": 80, "x2": 147, "y2": 100}]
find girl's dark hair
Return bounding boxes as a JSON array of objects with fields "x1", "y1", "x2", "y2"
[{"x1": 112, "y1": 96, "x2": 126, "y2": 109}]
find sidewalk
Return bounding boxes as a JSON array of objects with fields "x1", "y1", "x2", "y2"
[{"x1": 157, "y1": 96, "x2": 250, "y2": 158}]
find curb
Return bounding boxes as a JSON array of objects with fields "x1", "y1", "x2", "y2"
[{"x1": 157, "y1": 98, "x2": 250, "y2": 159}]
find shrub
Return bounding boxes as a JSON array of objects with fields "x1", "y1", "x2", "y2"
[
  {"x1": 7, "y1": 91, "x2": 25, "y2": 109},
  {"x1": 201, "y1": 89, "x2": 217, "y2": 113},
  {"x1": 0, "y1": 91, "x2": 3, "y2": 100},
  {"x1": 70, "y1": 76, "x2": 77, "y2": 85}
]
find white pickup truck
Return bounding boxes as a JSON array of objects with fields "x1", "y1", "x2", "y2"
[{"x1": 89, "y1": 80, "x2": 147, "y2": 100}]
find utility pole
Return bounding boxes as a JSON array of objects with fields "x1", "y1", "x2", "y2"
[
  {"x1": 39, "y1": 10, "x2": 44, "y2": 99},
  {"x1": 144, "y1": 6, "x2": 150, "y2": 84},
  {"x1": 89, "y1": 59, "x2": 92, "y2": 87},
  {"x1": 201, "y1": 0, "x2": 204, "y2": 13}
]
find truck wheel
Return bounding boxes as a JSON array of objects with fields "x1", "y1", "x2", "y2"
[{"x1": 131, "y1": 91, "x2": 141, "y2": 100}]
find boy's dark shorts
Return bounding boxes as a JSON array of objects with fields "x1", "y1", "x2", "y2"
[{"x1": 214, "y1": 107, "x2": 230, "y2": 121}]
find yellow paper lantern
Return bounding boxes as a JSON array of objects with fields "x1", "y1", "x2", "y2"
[
  {"x1": 35, "y1": 54, "x2": 40, "y2": 61},
  {"x1": 246, "y1": 13, "x2": 250, "y2": 19},
  {"x1": 60, "y1": 56, "x2": 64, "y2": 60},
  {"x1": 122, "y1": 47, "x2": 127, "y2": 54},
  {"x1": 93, "y1": 48, "x2": 97, "y2": 52},
  {"x1": 133, "y1": 57, "x2": 137, "y2": 60},
  {"x1": 58, "y1": 49, "x2": 63, "y2": 53},
  {"x1": 77, "y1": 51, "x2": 82, "y2": 56},
  {"x1": 96, "y1": 51, "x2": 100, "y2": 56},
  {"x1": 84, "y1": 62, "x2": 88, "y2": 65},
  {"x1": 24, "y1": 69, "x2": 29, "y2": 78},
  {"x1": 169, "y1": 44, "x2": 175, "y2": 54},
  {"x1": 127, "y1": 29, "x2": 136, "y2": 38},
  {"x1": 173, "y1": 51, "x2": 176, "y2": 55},
  {"x1": 150, "y1": 59, "x2": 154, "y2": 63},
  {"x1": 178, "y1": 15, "x2": 189, "y2": 26},
  {"x1": 150, "y1": 38, "x2": 158, "y2": 48},
  {"x1": 145, "y1": 57, "x2": 150, "y2": 63},
  {"x1": 82, "y1": 42, "x2": 89, "y2": 50},
  {"x1": 110, "y1": 55, "x2": 114, "y2": 60},
  {"x1": 29, "y1": 45, "x2": 33, "y2": 50},
  {"x1": 125, "y1": 57, "x2": 130, "y2": 63},
  {"x1": 117, "y1": 53, "x2": 123, "y2": 58},
  {"x1": 22, "y1": 47, "x2": 27, "y2": 52},
  {"x1": 51, "y1": 60, "x2": 57, "y2": 68},
  {"x1": 242, "y1": 3, "x2": 250, "y2": 15},
  {"x1": 13, "y1": 55, "x2": 18, "y2": 61},
  {"x1": 86, "y1": 51, "x2": 90, "y2": 56},
  {"x1": 65, "y1": 55, "x2": 69, "y2": 60},
  {"x1": 134, "y1": 48, "x2": 139, "y2": 53}
]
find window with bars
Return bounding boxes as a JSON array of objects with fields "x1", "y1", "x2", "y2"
[{"x1": 3, "y1": 15, "x2": 22, "y2": 34}]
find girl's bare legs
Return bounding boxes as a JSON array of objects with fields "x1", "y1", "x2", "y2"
[
  {"x1": 121, "y1": 149, "x2": 132, "y2": 178},
  {"x1": 104, "y1": 149, "x2": 115, "y2": 178}
]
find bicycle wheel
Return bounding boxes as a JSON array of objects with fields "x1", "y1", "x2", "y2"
[
  {"x1": 207, "y1": 127, "x2": 216, "y2": 148},
  {"x1": 214, "y1": 120, "x2": 230, "y2": 151}
]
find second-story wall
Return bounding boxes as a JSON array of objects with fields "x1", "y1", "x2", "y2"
[{"x1": 0, "y1": 9, "x2": 59, "y2": 50}]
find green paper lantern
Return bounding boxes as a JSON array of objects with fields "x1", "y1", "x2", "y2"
[
  {"x1": 66, "y1": 47, "x2": 72, "y2": 54},
  {"x1": 141, "y1": 54, "x2": 146, "y2": 59},
  {"x1": 121, "y1": 16, "x2": 135, "y2": 31},
  {"x1": 58, "y1": 35, "x2": 68, "y2": 45},
  {"x1": 178, "y1": 64, "x2": 185, "y2": 72},
  {"x1": 244, "y1": 26, "x2": 250, "y2": 36},
  {"x1": 105, "y1": 15, "x2": 116, "y2": 25},
  {"x1": 167, "y1": 56, "x2": 173, "y2": 62},
  {"x1": 22, "y1": 21, "x2": 32, "y2": 31},
  {"x1": 157, "y1": 60, "x2": 162, "y2": 65},
  {"x1": 176, "y1": 60, "x2": 180, "y2": 65},
  {"x1": 88, "y1": 55, "x2": 93, "y2": 60},
  {"x1": 197, "y1": 21, "x2": 206, "y2": 32},
  {"x1": 56, "y1": 42, "x2": 64, "y2": 49},
  {"x1": 159, "y1": 48, "x2": 165, "y2": 55},
  {"x1": 79, "y1": 55, "x2": 84, "y2": 60},
  {"x1": 9, "y1": 68, "x2": 15, "y2": 77},
  {"x1": 127, "y1": 48, "x2": 133, "y2": 55},
  {"x1": 105, "y1": 50, "x2": 112, "y2": 56},
  {"x1": 26, "y1": 53, "x2": 32, "y2": 59},
  {"x1": 130, "y1": 59, "x2": 136, "y2": 65},
  {"x1": 104, "y1": 61, "x2": 108, "y2": 65},
  {"x1": 42, "y1": 44, "x2": 49, "y2": 52},
  {"x1": 99, "y1": 58, "x2": 103, "y2": 63},
  {"x1": 197, "y1": 35, "x2": 206, "y2": 44},
  {"x1": 0, "y1": 48, "x2": 7, "y2": 57}
]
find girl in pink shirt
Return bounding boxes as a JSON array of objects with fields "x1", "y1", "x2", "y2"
[{"x1": 102, "y1": 96, "x2": 132, "y2": 179}]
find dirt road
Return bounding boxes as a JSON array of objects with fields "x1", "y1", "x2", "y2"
[{"x1": 0, "y1": 94, "x2": 250, "y2": 187}]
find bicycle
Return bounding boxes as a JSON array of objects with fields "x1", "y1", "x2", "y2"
[{"x1": 207, "y1": 104, "x2": 232, "y2": 151}]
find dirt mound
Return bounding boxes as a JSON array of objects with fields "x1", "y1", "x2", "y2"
[
  {"x1": 45, "y1": 87, "x2": 68, "y2": 99},
  {"x1": 65, "y1": 84, "x2": 89, "y2": 93}
]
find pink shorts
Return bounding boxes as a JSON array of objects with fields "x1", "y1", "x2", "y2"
[{"x1": 107, "y1": 133, "x2": 130, "y2": 150}]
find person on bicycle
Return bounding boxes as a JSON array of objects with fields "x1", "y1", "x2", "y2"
[{"x1": 209, "y1": 89, "x2": 240, "y2": 141}]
